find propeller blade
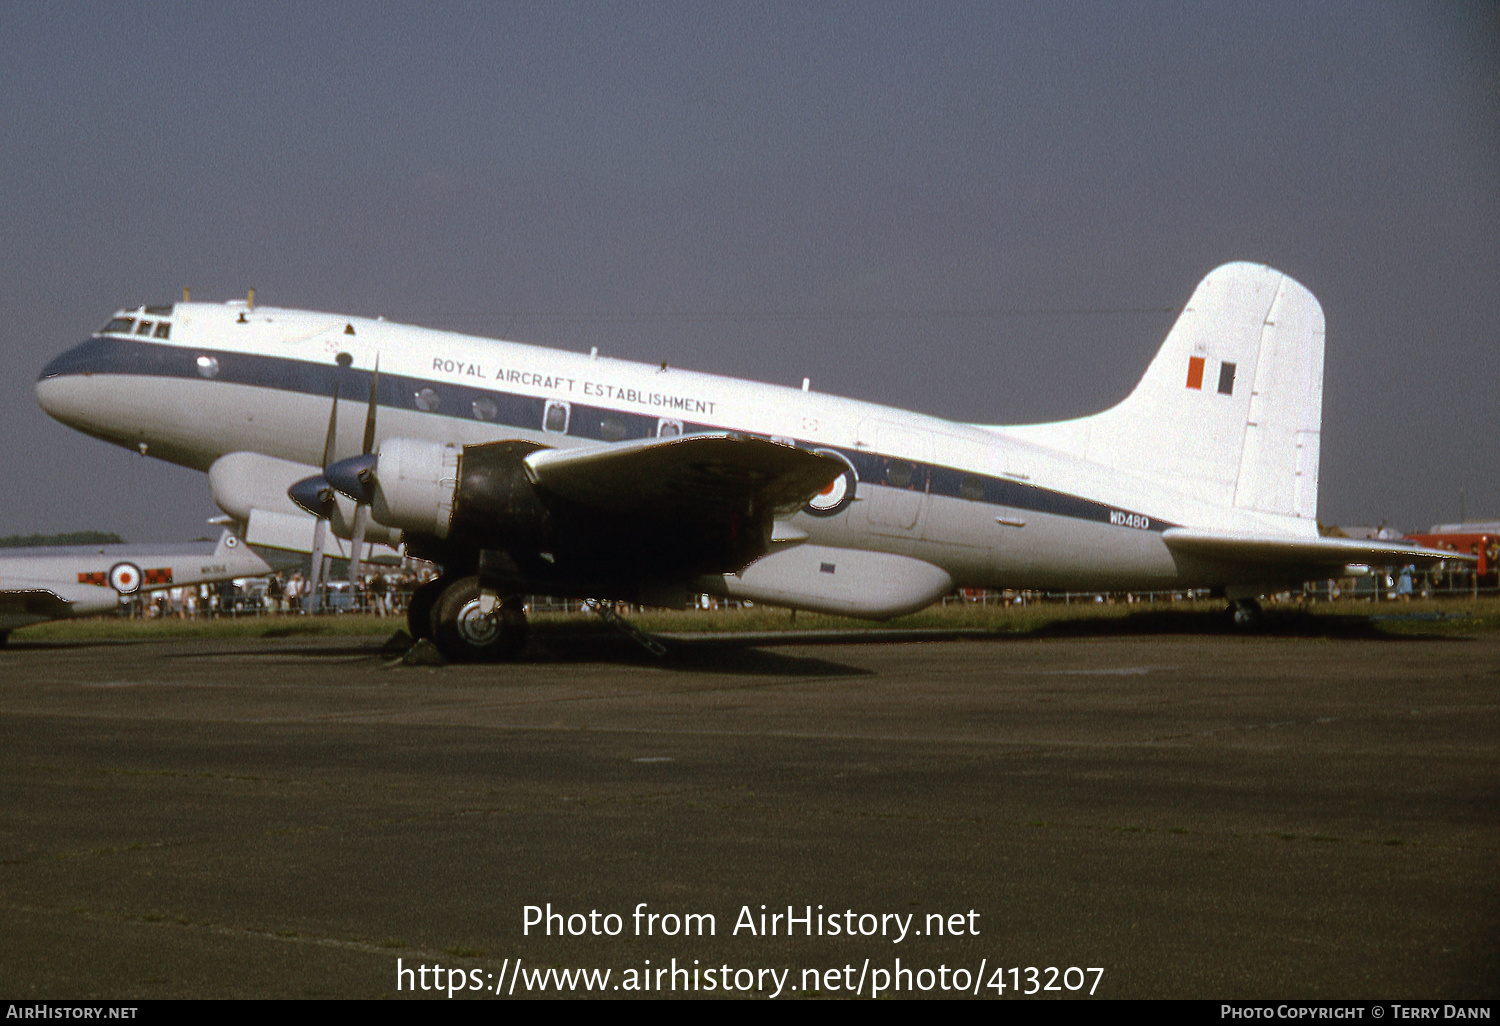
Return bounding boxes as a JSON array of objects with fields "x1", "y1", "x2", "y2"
[
  {"x1": 347, "y1": 504, "x2": 370, "y2": 592},
  {"x1": 361, "y1": 356, "x2": 379, "y2": 455},
  {"x1": 307, "y1": 354, "x2": 353, "y2": 611},
  {"x1": 307, "y1": 516, "x2": 329, "y2": 614},
  {"x1": 348, "y1": 356, "x2": 381, "y2": 592},
  {"x1": 321, "y1": 377, "x2": 341, "y2": 470}
]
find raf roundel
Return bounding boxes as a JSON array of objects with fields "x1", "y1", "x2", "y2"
[
  {"x1": 804, "y1": 450, "x2": 858, "y2": 518},
  {"x1": 108, "y1": 561, "x2": 142, "y2": 595}
]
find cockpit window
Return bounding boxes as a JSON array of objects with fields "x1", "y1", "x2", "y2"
[
  {"x1": 101, "y1": 318, "x2": 134, "y2": 335},
  {"x1": 135, "y1": 321, "x2": 154, "y2": 336},
  {"x1": 153, "y1": 322, "x2": 171, "y2": 339},
  {"x1": 144, "y1": 304, "x2": 174, "y2": 315}
]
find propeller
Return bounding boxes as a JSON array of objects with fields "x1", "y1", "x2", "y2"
[
  {"x1": 288, "y1": 352, "x2": 355, "y2": 613},
  {"x1": 344, "y1": 357, "x2": 380, "y2": 593}
]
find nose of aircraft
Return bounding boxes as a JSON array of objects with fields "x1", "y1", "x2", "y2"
[
  {"x1": 35, "y1": 334, "x2": 136, "y2": 435},
  {"x1": 36, "y1": 338, "x2": 120, "y2": 433}
]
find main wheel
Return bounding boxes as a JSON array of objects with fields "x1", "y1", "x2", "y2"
[
  {"x1": 430, "y1": 576, "x2": 527, "y2": 662},
  {"x1": 406, "y1": 577, "x2": 445, "y2": 640},
  {"x1": 1228, "y1": 597, "x2": 1264, "y2": 630}
]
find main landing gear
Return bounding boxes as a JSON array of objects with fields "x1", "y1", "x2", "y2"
[{"x1": 412, "y1": 574, "x2": 528, "y2": 662}]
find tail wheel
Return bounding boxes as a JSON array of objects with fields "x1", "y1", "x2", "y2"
[
  {"x1": 1228, "y1": 598, "x2": 1264, "y2": 630},
  {"x1": 430, "y1": 575, "x2": 527, "y2": 662}
]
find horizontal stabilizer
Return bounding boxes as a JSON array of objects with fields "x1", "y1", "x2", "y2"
[
  {"x1": 525, "y1": 433, "x2": 845, "y2": 520},
  {"x1": 1163, "y1": 529, "x2": 1475, "y2": 571}
]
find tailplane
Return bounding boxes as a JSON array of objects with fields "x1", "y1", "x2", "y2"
[{"x1": 1000, "y1": 263, "x2": 1325, "y2": 530}]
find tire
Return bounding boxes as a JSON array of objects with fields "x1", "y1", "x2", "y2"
[
  {"x1": 430, "y1": 576, "x2": 527, "y2": 662},
  {"x1": 407, "y1": 578, "x2": 445, "y2": 641},
  {"x1": 1228, "y1": 598, "x2": 1263, "y2": 630}
]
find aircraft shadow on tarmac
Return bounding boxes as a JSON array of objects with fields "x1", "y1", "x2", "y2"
[
  {"x1": 1019, "y1": 607, "x2": 1473, "y2": 641},
  {"x1": 4, "y1": 608, "x2": 1469, "y2": 671},
  {"x1": 132, "y1": 628, "x2": 877, "y2": 678}
]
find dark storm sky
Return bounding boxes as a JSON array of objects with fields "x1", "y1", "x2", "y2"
[{"x1": 2, "y1": 1, "x2": 1496, "y2": 540}]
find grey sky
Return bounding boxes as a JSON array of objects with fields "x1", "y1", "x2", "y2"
[{"x1": 1, "y1": 2, "x2": 1495, "y2": 540}]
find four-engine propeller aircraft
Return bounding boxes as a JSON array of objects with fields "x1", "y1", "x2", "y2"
[
  {"x1": 37, "y1": 262, "x2": 1465, "y2": 660},
  {"x1": 0, "y1": 529, "x2": 293, "y2": 643}
]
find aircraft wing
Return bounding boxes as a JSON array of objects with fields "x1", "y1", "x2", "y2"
[
  {"x1": 523, "y1": 433, "x2": 845, "y2": 520},
  {"x1": 0, "y1": 589, "x2": 79, "y2": 631},
  {"x1": 1162, "y1": 529, "x2": 1475, "y2": 571}
]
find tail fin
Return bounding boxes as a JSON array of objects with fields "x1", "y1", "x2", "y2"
[{"x1": 1001, "y1": 263, "x2": 1324, "y2": 529}]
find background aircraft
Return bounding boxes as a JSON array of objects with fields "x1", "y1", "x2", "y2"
[
  {"x1": 0, "y1": 529, "x2": 294, "y2": 643},
  {"x1": 36, "y1": 263, "x2": 1466, "y2": 660}
]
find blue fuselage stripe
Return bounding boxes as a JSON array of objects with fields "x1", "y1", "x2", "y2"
[{"x1": 40, "y1": 336, "x2": 1173, "y2": 532}]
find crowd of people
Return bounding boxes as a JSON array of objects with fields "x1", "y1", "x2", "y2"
[{"x1": 129, "y1": 565, "x2": 438, "y2": 618}]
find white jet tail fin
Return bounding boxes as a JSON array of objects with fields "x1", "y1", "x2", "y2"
[{"x1": 1002, "y1": 262, "x2": 1325, "y2": 531}]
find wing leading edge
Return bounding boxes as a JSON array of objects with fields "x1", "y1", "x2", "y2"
[{"x1": 524, "y1": 433, "x2": 846, "y2": 521}]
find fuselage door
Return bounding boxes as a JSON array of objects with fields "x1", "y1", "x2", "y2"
[{"x1": 856, "y1": 419, "x2": 930, "y2": 534}]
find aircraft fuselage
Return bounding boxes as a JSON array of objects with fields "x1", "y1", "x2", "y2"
[{"x1": 37, "y1": 272, "x2": 1337, "y2": 612}]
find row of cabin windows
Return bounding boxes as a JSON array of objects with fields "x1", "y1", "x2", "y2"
[
  {"x1": 406, "y1": 384, "x2": 983, "y2": 500},
  {"x1": 101, "y1": 317, "x2": 171, "y2": 339},
  {"x1": 184, "y1": 356, "x2": 996, "y2": 503},
  {"x1": 180, "y1": 351, "x2": 991, "y2": 502},
  {"x1": 411, "y1": 386, "x2": 684, "y2": 440}
]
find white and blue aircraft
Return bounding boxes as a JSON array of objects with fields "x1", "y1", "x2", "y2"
[{"x1": 36, "y1": 263, "x2": 1462, "y2": 660}]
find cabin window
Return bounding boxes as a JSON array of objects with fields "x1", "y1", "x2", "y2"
[
  {"x1": 599, "y1": 416, "x2": 627, "y2": 442},
  {"x1": 471, "y1": 396, "x2": 498, "y2": 422},
  {"x1": 657, "y1": 418, "x2": 682, "y2": 438},
  {"x1": 544, "y1": 400, "x2": 570, "y2": 434},
  {"x1": 885, "y1": 460, "x2": 915, "y2": 489},
  {"x1": 414, "y1": 387, "x2": 441, "y2": 413},
  {"x1": 959, "y1": 476, "x2": 985, "y2": 501}
]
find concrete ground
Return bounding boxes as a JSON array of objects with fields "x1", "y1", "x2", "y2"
[{"x1": 0, "y1": 625, "x2": 1495, "y2": 999}]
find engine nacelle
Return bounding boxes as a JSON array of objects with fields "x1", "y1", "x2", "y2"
[
  {"x1": 210, "y1": 450, "x2": 402, "y2": 551},
  {"x1": 366, "y1": 438, "x2": 461, "y2": 538},
  {"x1": 368, "y1": 437, "x2": 552, "y2": 547},
  {"x1": 360, "y1": 435, "x2": 778, "y2": 591}
]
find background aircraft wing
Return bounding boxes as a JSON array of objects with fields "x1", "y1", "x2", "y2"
[
  {"x1": 0, "y1": 589, "x2": 76, "y2": 618},
  {"x1": 524, "y1": 433, "x2": 845, "y2": 520},
  {"x1": 0, "y1": 588, "x2": 83, "y2": 632},
  {"x1": 1162, "y1": 529, "x2": 1475, "y2": 571}
]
